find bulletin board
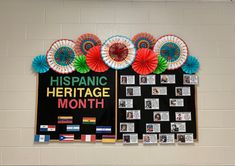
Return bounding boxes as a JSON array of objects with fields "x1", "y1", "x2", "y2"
[
  {"x1": 117, "y1": 67, "x2": 197, "y2": 140},
  {"x1": 33, "y1": 33, "x2": 200, "y2": 144},
  {"x1": 36, "y1": 69, "x2": 116, "y2": 140}
]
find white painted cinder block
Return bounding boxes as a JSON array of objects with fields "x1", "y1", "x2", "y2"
[
  {"x1": 27, "y1": 24, "x2": 61, "y2": 40},
  {"x1": 45, "y1": 7, "x2": 80, "y2": 24},
  {"x1": 1, "y1": 148, "x2": 40, "y2": 165},
  {"x1": 81, "y1": 8, "x2": 116, "y2": 23}
]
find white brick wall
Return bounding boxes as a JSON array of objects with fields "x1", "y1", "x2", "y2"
[{"x1": 0, "y1": 0, "x2": 234, "y2": 165}]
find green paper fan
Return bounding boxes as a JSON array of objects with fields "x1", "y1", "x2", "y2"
[
  {"x1": 153, "y1": 56, "x2": 168, "y2": 74},
  {"x1": 74, "y1": 55, "x2": 90, "y2": 74}
]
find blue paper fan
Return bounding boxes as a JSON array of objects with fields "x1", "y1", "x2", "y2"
[
  {"x1": 32, "y1": 55, "x2": 49, "y2": 73},
  {"x1": 182, "y1": 55, "x2": 200, "y2": 74}
]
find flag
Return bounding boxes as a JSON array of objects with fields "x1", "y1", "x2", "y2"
[
  {"x1": 59, "y1": 134, "x2": 74, "y2": 142},
  {"x1": 40, "y1": 125, "x2": 56, "y2": 132},
  {"x1": 58, "y1": 116, "x2": 73, "y2": 124},
  {"x1": 34, "y1": 135, "x2": 50, "y2": 143},
  {"x1": 82, "y1": 117, "x2": 96, "y2": 124},
  {"x1": 66, "y1": 125, "x2": 80, "y2": 132},
  {"x1": 102, "y1": 135, "x2": 116, "y2": 143},
  {"x1": 81, "y1": 134, "x2": 96, "y2": 142},
  {"x1": 96, "y1": 126, "x2": 112, "y2": 133}
]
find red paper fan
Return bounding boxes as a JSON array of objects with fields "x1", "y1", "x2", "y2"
[
  {"x1": 132, "y1": 48, "x2": 158, "y2": 75},
  {"x1": 86, "y1": 46, "x2": 109, "y2": 72}
]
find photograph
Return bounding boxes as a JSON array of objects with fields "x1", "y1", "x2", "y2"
[
  {"x1": 154, "y1": 113, "x2": 161, "y2": 121},
  {"x1": 146, "y1": 123, "x2": 160, "y2": 133},
  {"x1": 183, "y1": 74, "x2": 199, "y2": 85},
  {"x1": 140, "y1": 76, "x2": 147, "y2": 83},
  {"x1": 160, "y1": 75, "x2": 175, "y2": 84},
  {"x1": 120, "y1": 123, "x2": 135, "y2": 132},
  {"x1": 152, "y1": 87, "x2": 167, "y2": 95},
  {"x1": 123, "y1": 134, "x2": 138, "y2": 144},
  {"x1": 126, "y1": 110, "x2": 141, "y2": 120},
  {"x1": 139, "y1": 75, "x2": 155, "y2": 85},
  {"x1": 177, "y1": 134, "x2": 194, "y2": 144},
  {"x1": 169, "y1": 99, "x2": 184, "y2": 107},
  {"x1": 145, "y1": 98, "x2": 159, "y2": 110},
  {"x1": 159, "y1": 134, "x2": 175, "y2": 144},
  {"x1": 153, "y1": 111, "x2": 169, "y2": 121},
  {"x1": 123, "y1": 135, "x2": 130, "y2": 143},
  {"x1": 120, "y1": 75, "x2": 135, "y2": 85},
  {"x1": 175, "y1": 112, "x2": 192, "y2": 121},
  {"x1": 143, "y1": 134, "x2": 158, "y2": 144},
  {"x1": 145, "y1": 100, "x2": 152, "y2": 109},
  {"x1": 121, "y1": 76, "x2": 127, "y2": 84},
  {"x1": 120, "y1": 124, "x2": 127, "y2": 132},
  {"x1": 126, "y1": 86, "x2": 141, "y2": 96},
  {"x1": 171, "y1": 122, "x2": 186, "y2": 132},
  {"x1": 175, "y1": 87, "x2": 191, "y2": 96},
  {"x1": 119, "y1": 99, "x2": 133, "y2": 108},
  {"x1": 146, "y1": 124, "x2": 153, "y2": 132},
  {"x1": 126, "y1": 88, "x2": 133, "y2": 96},
  {"x1": 126, "y1": 111, "x2": 133, "y2": 119}
]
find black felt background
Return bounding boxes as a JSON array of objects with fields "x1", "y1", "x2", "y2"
[
  {"x1": 36, "y1": 69, "x2": 116, "y2": 140},
  {"x1": 117, "y1": 67, "x2": 197, "y2": 140}
]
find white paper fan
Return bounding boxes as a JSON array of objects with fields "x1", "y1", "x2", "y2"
[
  {"x1": 101, "y1": 35, "x2": 136, "y2": 70},
  {"x1": 47, "y1": 39, "x2": 76, "y2": 74},
  {"x1": 153, "y1": 35, "x2": 188, "y2": 70}
]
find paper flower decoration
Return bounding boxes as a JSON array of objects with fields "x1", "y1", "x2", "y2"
[
  {"x1": 132, "y1": 48, "x2": 158, "y2": 75},
  {"x1": 132, "y1": 32, "x2": 156, "y2": 50},
  {"x1": 154, "y1": 35, "x2": 188, "y2": 70},
  {"x1": 153, "y1": 56, "x2": 168, "y2": 74},
  {"x1": 74, "y1": 33, "x2": 101, "y2": 56},
  {"x1": 73, "y1": 55, "x2": 90, "y2": 74},
  {"x1": 32, "y1": 55, "x2": 49, "y2": 73},
  {"x1": 101, "y1": 35, "x2": 136, "y2": 70},
  {"x1": 86, "y1": 46, "x2": 109, "y2": 72},
  {"x1": 47, "y1": 39, "x2": 76, "y2": 74},
  {"x1": 182, "y1": 55, "x2": 200, "y2": 74}
]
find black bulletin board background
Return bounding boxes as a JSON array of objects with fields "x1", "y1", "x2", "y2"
[
  {"x1": 117, "y1": 67, "x2": 197, "y2": 140},
  {"x1": 36, "y1": 69, "x2": 116, "y2": 140},
  {"x1": 36, "y1": 68, "x2": 197, "y2": 141}
]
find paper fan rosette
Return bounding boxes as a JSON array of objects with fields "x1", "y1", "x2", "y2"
[
  {"x1": 154, "y1": 35, "x2": 189, "y2": 70},
  {"x1": 101, "y1": 35, "x2": 136, "y2": 70},
  {"x1": 74, "y1": 33, "x2": 101, "y2": 56},
  {"x1": 32, "y1": 55, "x2": 49, "y2": 73},
  {"x1": 132, "y1": 32, "x2": 156, "y2": 50},
  {"x1": 132, "y1": 48, "x2": 158, "y2": 75},
  {"x1": 153, "y1": 56, "x2": 168, "y2": 74},
  {"x1": 86, "y1": 46, "x2": 109, "y2": 72},
  {"x1": 73, "y1": 55, "x2": 90, "y2": 74},
  {"x1": 182, "y1": 55, "x2": 200, "y2": 74},
  {"x1": 47, "y1": 39, "x2": 76, "y2": 74}
]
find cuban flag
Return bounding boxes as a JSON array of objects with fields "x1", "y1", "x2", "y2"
[
  {"x1": 96, "y1": 126, "x2": 112, "y2": 133},
  {"x1": 59, "y1": 134, "x2": 74, "y2": 142},
  {"x1": 34, "y1": 135, "x2": 50, "y2": 143}
]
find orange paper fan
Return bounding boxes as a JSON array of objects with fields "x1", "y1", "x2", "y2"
[
  {"x1": 132, "y1": 48, "x2": 158, "y2": 75},
  {"x1": 86, "y1": 46, "x2": 109, "y2": 72}
]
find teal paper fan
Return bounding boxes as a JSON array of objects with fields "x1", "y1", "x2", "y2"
[{"x1": 32, "y1": 55, "x2": 49, "y2": 73}]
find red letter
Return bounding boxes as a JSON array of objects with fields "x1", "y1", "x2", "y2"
[{"x1": 58, "y1": 98, "x2": 68, "y2": 109}]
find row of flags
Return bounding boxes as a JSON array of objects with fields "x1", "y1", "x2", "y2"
[
  {"x1": 47, "y1": 116, "x2": 98, "y2": 125},
  {"x1": 40, "y1": 125, "x2": 112, "y2": 133},
  {"x1": 34, "y1": 134, "x2": 116, "y2": 143}
]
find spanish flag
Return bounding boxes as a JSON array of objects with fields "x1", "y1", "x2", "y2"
[
  {"x1": 82, "y1": 117, "x2": 96, "y2": 124},
  {"x1": 102, "y1": 135, "x2": 116, "y2": 143}
]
